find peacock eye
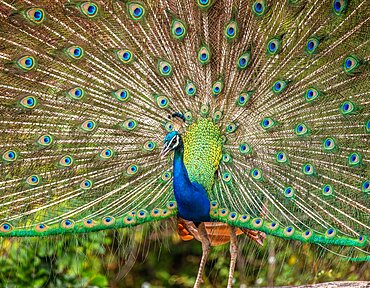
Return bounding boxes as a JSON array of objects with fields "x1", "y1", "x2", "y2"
[
  {"x1": 65, "y1": 46, "x2": 84, "y2": 60},
  {"x1": 59, "y1": 155, "x2": 74, "y2": 167},
  {"x1": 284, "y1": 186, "x2": 295, "y2": 198},
  {"x1": 362, "y1": 180, "x2": 370, "y2": 193},
  {"x1": 339, "y1": 100, "x2": 357, "y2": 115},
  {"x1": 0, "y1": 223, "x2": 13, "y2": 233},
  {"x1": 128, "y1": 3, "x2": 146, "y2": 20},
  {"x1": 99, "y1": 148, "x2": 113, "y2": 159},
  {"x1": 67, "y1": 87, "x2": 85, "y2": 100},
  {"x1": 79, "y1": 2, "x2": 99, "y2": 18},
  {"x1": 239, "y1": 143, "x2": 252, "y2": 155},
  {"x1": 305, "y1": 37, "x2": 320, "y2": 54},
  {"x1": 37, "y1": 134, "x2": 53, "y2": 147},
  {"x1": 304, "y1": 87, "x2": 320, "y2": 102},
  {"x1": 158, "y1": 60, "x2": 172, "y2": 77},
  {"x1": 276, "y1": 151, "x2": 289, "y2": 164},
  {"x1": 127, "y1": 164, "x2": 139, "y2": 175},
  {"x1": 165, "y1": 121, "x2": 174, "y2": 132},
  {"x1": 19, "y1": 96, "x2": 38, "y2": 109},
  {"x1": 272, "y1": 80, "x2": 288, "y2": 94},
  {"x1": 294, "y1": 123, "x2": 310, "y2": 136},
  {"x1": 348, "y1": 152, "x2": 362, "y2": 167},
  {"x1": 197, "y1": 45, "x2": 211, "y2": 65},
  {"x1": 224, "y1": 20, "x2": 238, "y2": 41},
  {"x1": 26, "y1": 175, "x2": 41, "y2": 186},
  {"x1": 184, "y1": 111, "x2": 193, "y2": 122},
  {"x1": 323, "y1": 137, "x2": 337, "y2": 151},
  {"x1": 122, "y1": 119, "x2": 138, "y2": 131},
  {"x1": 225, "y1": 122, "x2": 237, "y2": 133},
  {"x1": 236, "y1": 91, "x2": 252, "y2": 107},
  {"x1": 17, "y1": 55, "x2": 36, "y2": 71},
  {"x1": 116, "y1": 49, "x2": 134, "y2": 64},
  {"x1": 250, "y1": 168, "x2": 263, "y2": 180},
  {"x1": 171, "y1": 19, "x2": 186, "y2": 40},
  {"x1": 302, "y1": 163, "x2": 315, "y2": 176},
  {"x1": 212, "y1": 80, "x2": 224, "y2": 96},
  {"x1": 161, "y1": 171, "x2": 172, "y2": 182},
  {"x1": 185, "y1": 80, "x2": 196, "y2": 96},
  {"x1": 81, "y1": 120, "x2": 97, "y2": 132},
  {"x1": 237, "y1": 51, "x2": 251, "y2": 70},
  {"x1": 260, "y1": 117, "x2": 277, "y2": 130},
  {"x1": 143, "y1": 141, "x2": 156, "y2": 151},
  {"x1": 343, "y1": 55, "x2": 360, "y2": 74},
  {"x1": 2, "y1": 150, "x2": 18, "y2": 162},
  {"x1": 25, "y1": 7, "x2": 45, "y2": 24},
  {"x1": 155, "y1": 95, "x2": 170, "y2": 108},
  {"x1": 252, "y1": 1, "x2": 267, "y2": 16},
  {"x1": 196, "y1": 0, "x2": 212, "y2": 9},
  {"x1": 366, "y1": 120, "x2": 370, "y2": 133},
  {"x1": 332, "y1": 0, "x2": 347, "y2": 16},
  {"x1": 113, "y1": 89, "x2": 130, "y2": 102},
  {"x1": 80, "y1": 179, "x2": 93, "y2": 190},
  {"x1": 222, "y1": 172, "x2": 232, "y2": 183},
  {"x1": 267, "y1": 38, "x2": 281, "y2": 55}
]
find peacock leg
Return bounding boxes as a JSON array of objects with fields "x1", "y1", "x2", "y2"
[
  {"x1": 227, "y1": 226, "x2": 238, "y2": 288},
  {"x1": 194, "y1": 223, "x2": 210, "y2": 288}
]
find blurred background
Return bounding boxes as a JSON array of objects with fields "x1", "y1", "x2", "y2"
[{"x1": 0, "y1": 221, "x2": 368, "y2": 288}]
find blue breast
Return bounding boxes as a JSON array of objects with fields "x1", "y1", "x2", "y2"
[{"x1": 172, "y1": 150, "x2": 211, "y2": 222}]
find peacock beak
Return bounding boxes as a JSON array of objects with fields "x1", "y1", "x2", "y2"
[{"x1": 160, "y1": 143, "x2": 170, "y2": 159}]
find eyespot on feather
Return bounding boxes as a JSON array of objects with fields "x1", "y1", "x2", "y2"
[
  {"x1": 26, "y1": 175, "x2": 41, "y2": 186},
  {"x1": 67, "y1": 87, "x2": 85, "y2": 100},
  {"x1": 116, "y1": 49, "x2": 134, "y2": 64},
  {"x1": 127, "y1": 164, "x2": 139, "y2": 175},
  {"x1": 260, "y1": 117, "x2": 277, "y2": 130},
  {"x1": 157, "y1": 60, "x2": 172, "y2": 77},
  {"x1": 266, "y1": 37, "x2": 281, "y2": 55},
  {"x1": 2, "y1": 150, "x2": 18, "y2": 163},
  {"x1": 35, "y1": 223, "x2": 48, "y2": 232},
  {"x1": 212, "y1": 80, "x2": 224, "y2": 96},
  {"x1": 61, "y1": 219, "x2": 75, "y2": 229},
  {"x1": 37, "y1": 134, "x2": 53, "y2": 147},
  {"x1": 252, "y1": 1, "x2": 267, "y2": 16},
  {"x1": 99, "y1": 148, "x2": 113, "y2": 160},
  {"x1": 80, "y1": 179, "x2": 93, "y2": 190},
  {"x1": 237, "y1": 51, "x2": 251, "y2": 70},
  {"x1": 171, "y1": 19, "x2": 186, "y2": 40},
  {"x1": 197, "y1": 45, "x2": 211, "y2": 65},
  {"x1": 16, "y1": 55, "x2": 36, "y2": 71},
  {"x1": 122, "y1": 119, "x2": 138, "y2": 131},
  {"x1": 81, "y1": 120, "x2": 97, "y2": 132},
  {"x1": 65, "y1": 45, "x2": 84, "y2": 60},
  {"x1": 113, "y1": 89, "x2": 130, "y2": 102},
  {"x1": 185, "y1": 80, "x2": 196, "y2": 96},
  {"x1": 24, "y1": 7, "x2": 45, "y2": 24},
  {"x1": 59, "y1": 155, "x2": 74, "y2": 167},
  {"x1": 19, "y1": 96, "x2": 38, "y2": 109},
  {"x1": 78, "y1": 2, "x2": 99, "y2": 18},
  {"x1": 0, "y1": 223, "x2": 13, "y2": 233},
  {"x1": 127, "y1": 2, "x2": 146, "y2": 20}
]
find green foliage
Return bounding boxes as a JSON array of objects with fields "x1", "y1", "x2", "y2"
[{"x1": 0, "y1": 226, "x2": 368, "y2": 287}]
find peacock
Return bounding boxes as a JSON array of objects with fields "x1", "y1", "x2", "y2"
[{"x1": 0, "y1": 0, "x2": 369, "y2": 287}]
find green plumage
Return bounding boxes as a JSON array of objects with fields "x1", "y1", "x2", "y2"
[
  {"x1": 183, "y1": 118, "x2": 223, "y2": 193},
  {"x1": 0, "y1": 0, "x2": 369, "y2": 266}
]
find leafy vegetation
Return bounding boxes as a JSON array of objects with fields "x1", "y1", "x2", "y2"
[{"x1": 0, "y1": 223, "x2": 368, "y2": 287}]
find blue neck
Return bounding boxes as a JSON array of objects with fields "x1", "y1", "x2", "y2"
[{"x1": 172, "y1": 145, "x2": 211, "y2": 222}]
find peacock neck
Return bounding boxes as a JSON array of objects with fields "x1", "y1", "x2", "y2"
[
  {"x1": 172, "y1": 140, "x2": 211, "y2": 222},
  {"x1": 173, "y1": 145, "x2": 191, "y2": 188}
]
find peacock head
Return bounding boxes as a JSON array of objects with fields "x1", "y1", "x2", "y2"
[{"x1": 160, "y1": 131, "x2": 182, "y2": 158}]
